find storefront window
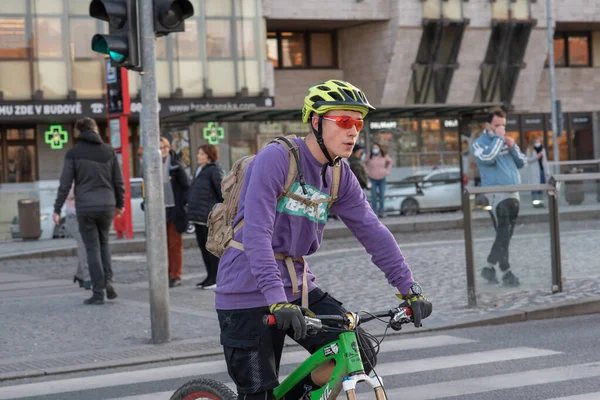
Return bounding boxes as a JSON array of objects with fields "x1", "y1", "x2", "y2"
[
  {"x1": 7, "y1": 129, "x2": 34, "y2": 140},
  {"x1": 5, "y1": 145, "x2": 36, "y2": 183},
  {"x1": 395, "y1": 119, "x2": 419, "y2": 168},
  {"x1": 546, "y1": 130, "x2": 568, "y2": 162},
  {"x1": 421, "y1": 119, "x2": 442, "y2": 167},
  {"x1": 206, "y1": 20, "x2": 232, "y2": 58},
  {"x1": 442, "y1": 119, "x2": 459, "y2": 166}
]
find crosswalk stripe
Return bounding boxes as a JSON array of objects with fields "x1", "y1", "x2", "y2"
[
  {"x1": 373, "y1": 347, "x2": 560, "y2": 376},
  {"x1": 545, "y1": 393, "x2": 600, "y2": 400},
  {"x1": 104, "y1": 392, "x2": 174, "y2": 400},
  {"x1": 381, "y1": 362, "x2": 600, "y2": 400},
  {"x1": 0, "y1": 335, "x2": 476, "y2": 399}
]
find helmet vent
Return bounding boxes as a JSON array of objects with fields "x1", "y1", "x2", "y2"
[
  {"x1": 317, "y1": 85, "x2": 330, "y2": 91},
  {"x1": 310, "y1": 95, "x2": 325, "y2": 103},
  {"x1": 342, "y1": 88, "x2": 355, "y2": 100},
  {"x1": 329, "y1": 91, "x2": 343, "y2": 101},
  {"x1": 332, "y1": 80, "x2": 347, "y2": 87}
]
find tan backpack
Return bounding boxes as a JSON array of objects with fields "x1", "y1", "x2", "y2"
[{"x1": 205, "y1": 135, "x2": 341, "y2": 307}]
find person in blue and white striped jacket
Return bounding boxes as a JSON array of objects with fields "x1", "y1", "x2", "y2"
[{"x1": 472, "y1": 108, "x2": 526, "y2": 287}]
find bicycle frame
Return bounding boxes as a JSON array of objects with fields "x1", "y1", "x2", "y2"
[{"x1": 273, "y1": 331, "x2": 386, "y2": 400}]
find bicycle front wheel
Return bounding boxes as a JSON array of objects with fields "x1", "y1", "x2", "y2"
[{"x1": 170, "y1": 378, "x2": 237, "y2": 400}]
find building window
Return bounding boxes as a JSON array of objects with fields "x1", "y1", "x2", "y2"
[
  {"x1": 236, "y1": 19, "x2": 255, "y2": 58},
  {"x1": 422, "y1": 0, "x2": 463, "y2": 20},
  {"x1": 33, "y1": 18, "x2": 63, "y2": 59},
  {"x1": 492, "y1": 0, "x2": 531, "y2": 20},
  {"x1": 267, "y1": 31, "x2": 336, "y2": 69},
  {"x1": 206, "y1": 19, "x2": 232, "y2": 58},
  {"x1": 408, "y1": 20, "x2": 466, "y2": 104},
  {"x1": 174, "y1": 19, "x2": 200, "y2": 58},
  {"x1": 547, "y1": 32, "x2": 591, "y2": 67},
  {"x1": 0, "y1": 17, "x2": 27, "y2": 59},
  {"x1": 476, "y1": 21, "x2": 533, "y2": 104}
]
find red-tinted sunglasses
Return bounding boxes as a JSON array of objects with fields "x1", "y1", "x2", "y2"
[{"x1": 321, "y1": 116, "x2": 364, "y2": 131}]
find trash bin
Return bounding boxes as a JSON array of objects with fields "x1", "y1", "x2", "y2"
[
  {"x1": 565, "y1": 168, "x2": 585, "y2": 206},
  {"x1": 18, "y1": 199, "x2": 41, "y2": 240}
]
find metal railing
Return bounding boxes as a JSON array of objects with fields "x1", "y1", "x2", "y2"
[{"x1": 462, "y1": 172, "x2": 600, "y2": 307}]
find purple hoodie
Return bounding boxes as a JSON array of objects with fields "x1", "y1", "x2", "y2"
[{"x1": 215, "y1": 138, "x2": 415, "y2": 310}]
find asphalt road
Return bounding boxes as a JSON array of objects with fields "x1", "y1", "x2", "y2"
[{"x1": 1, "y1": 314, "x2": 600, "y2": 399}]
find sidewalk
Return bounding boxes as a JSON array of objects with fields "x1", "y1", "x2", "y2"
[
  {"x1": 2, "y1": 230, "x2": 600, "y2": 381},
  {"x1": 2, "y1": 200, "x2": 600, "y2": 261}
]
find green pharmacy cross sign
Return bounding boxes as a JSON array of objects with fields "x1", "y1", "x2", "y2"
[
  {"x1": 203, "y1": 122, "x2": 225, "y2": 145},
  {"x1": 45, "y1": 125, "x2": 69, "y2": 150}
]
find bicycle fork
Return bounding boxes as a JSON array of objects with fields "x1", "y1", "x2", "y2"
[{"x1": 341, "y1": 373, "x2": 386, "y2": 400}]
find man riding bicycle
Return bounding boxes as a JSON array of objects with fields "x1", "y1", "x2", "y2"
[{"x1": 215, "y1": 79, "x2": 433, "y2": 400}]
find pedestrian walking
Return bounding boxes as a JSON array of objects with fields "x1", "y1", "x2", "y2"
[
  {"x1": 472, "y1": 108, "x2": 526, "y2": 287},
  {"x1": 65, "y1": 184, "x2": 91, "y2": 290},
  {"x1": 523, "y1": 135, "x2": 549, "y2": 207},
  {"x1": 347, "y1": 144, "x2": 369, "y2": 189},
  {"x1": 159, "y1": 136, "x2": 190, "y2": 288},
  {"x1": 187, "y1": 144, "x2": 223, "y2": 290},
  {"x1": 53, "y1": 117, "x2": 124, "y2": 304},
  {"x1": 363, "y1": 143, "x2": 392, "y2": 217}
]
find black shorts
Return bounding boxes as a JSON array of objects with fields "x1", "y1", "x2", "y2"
[{"x1": 216, "y1": 287, "x2": 377, "y2": 396}]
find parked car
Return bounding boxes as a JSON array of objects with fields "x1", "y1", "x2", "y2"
[{"x1": 382, "y1": 168, "x2": 462, "y2": 215}]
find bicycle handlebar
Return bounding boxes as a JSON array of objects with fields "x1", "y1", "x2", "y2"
[{"x1": 263, "y1": 306, "x2": 414, "y2": 332}]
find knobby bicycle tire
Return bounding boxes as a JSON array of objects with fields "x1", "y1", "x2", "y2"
[{"x1": 170, "y1": 378, "x2": 237, "y2": 400}]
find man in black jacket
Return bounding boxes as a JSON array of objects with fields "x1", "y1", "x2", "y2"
[{"x1": 53, "y1": 117, "x2": 125, "y2": 305}]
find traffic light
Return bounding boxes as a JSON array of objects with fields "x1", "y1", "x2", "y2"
[
  {"x1": 153, "y1": 0, "x2": 194, "y2": 36},
  {"x1": 89, "y1": 0, "x2": 141, "y2": 71}
]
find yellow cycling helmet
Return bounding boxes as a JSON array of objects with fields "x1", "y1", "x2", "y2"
[{"x1": 301, "y1": 79, "x2": 375, "y2": 123}]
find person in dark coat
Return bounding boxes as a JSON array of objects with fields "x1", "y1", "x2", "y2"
[
  {"x1": 159, "y1": 136, "x2": 190, "y2": 288},
  {"x1": 347, "y1": 144, "x2": 369, "y2": 189},
  {"x1": 53, "y1": 117, "x2": 124, "y2": 304},
  {"x1": 188, "y1": 144, "x2": 224, "y2": 289}
]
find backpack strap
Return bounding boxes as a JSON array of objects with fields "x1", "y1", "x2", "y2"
[{"x1": 327, "y1": 162, "x2": 342, "y2": 211}]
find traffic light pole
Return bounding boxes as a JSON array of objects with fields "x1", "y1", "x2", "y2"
[{"x1": 139, "y1": 0, "x2": 171, "y2": 343}]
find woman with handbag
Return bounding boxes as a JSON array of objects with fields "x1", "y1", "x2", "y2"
[{"x1": 188, "y1": 144, "x2": 224, "y2": 289}]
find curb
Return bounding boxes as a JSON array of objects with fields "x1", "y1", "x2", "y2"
[
  {"x1": 2, "y1": 296, "x2": 600, "y2": 382},
  {"x1": 3, "y1": 207, "x2": 598, "y2": 261}
]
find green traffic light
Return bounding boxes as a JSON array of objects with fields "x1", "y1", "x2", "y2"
[{"x1": 91, "y1": 34, "x2": 128, "y2": 63}]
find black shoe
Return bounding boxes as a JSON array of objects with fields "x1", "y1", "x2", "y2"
[
  {"x1": 196, "y1": 277, "x2": 209, "y2": 288},
  {"x1": 106, "y1": 284, "x2": 118, "y2": 299},
  {"x1": 74, "y1": 276, "x2": 84, "y2": 288},
  {"x1": 481, "y1": 267, "x2": 499, "y2": 284},
  {"x1": 83, "y1": 296, "x2": 104, "y2": 305},
  {"x1": 502, "y1": 271, "x2": 520, "y2": 287},
  {"x1": 201, "y1": 279, "x2": 216, "y2": 290},
  {"x1": 169, "y1": 278, "x2": 182, "y2": 288}
]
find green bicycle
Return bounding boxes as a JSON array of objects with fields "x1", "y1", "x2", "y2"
[{"x1": 170, "y1": 305, "x2": 415, "y2": 400}]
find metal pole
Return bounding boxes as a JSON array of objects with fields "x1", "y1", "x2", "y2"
[
  {"x1": 462, "y1": 189, "x2": 476, "y2": 307},
  {"x1": 139, "y1": 0, "x2": 171, "y2": 343},
  {"x1": 547, "y1": 184, "x2": 562, "y2": 293},
  {"x1": 546, "y1": 0, "x2": 559, "y2": 162}
]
